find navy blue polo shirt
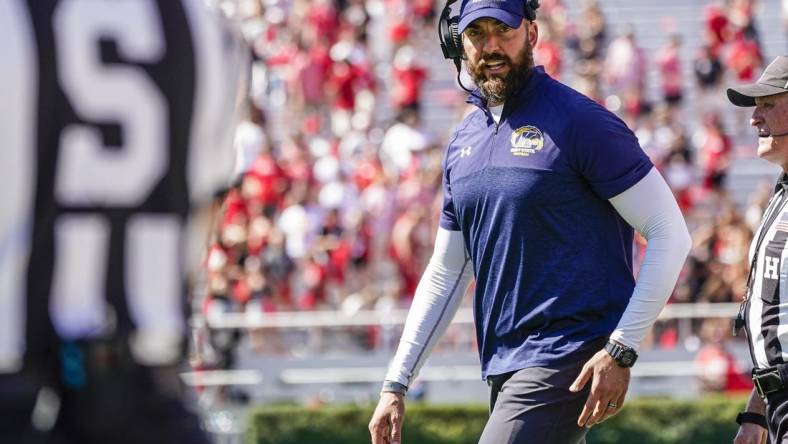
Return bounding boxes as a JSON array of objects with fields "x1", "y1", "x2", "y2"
[{"x1": 441, "y1": 66, "x2": 653, "y2": 379}]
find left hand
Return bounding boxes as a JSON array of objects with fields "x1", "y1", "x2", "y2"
[{"x1": 569, "y1": 349, "x2": 631, "y2": 428}]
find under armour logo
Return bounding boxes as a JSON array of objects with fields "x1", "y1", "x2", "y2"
[
  {"x1": 460, "y1": 146, "x2": 472, "y2": 158},
  {"x1": 764, "y1": 256, "x2": 781, "y2": 280}
]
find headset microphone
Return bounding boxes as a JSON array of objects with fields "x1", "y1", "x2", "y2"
[
  {"x1": 438, "y1": 0, "x2": 540, "y2": 93},
  {"x1": 768, "y1": 130, "x2": 788, "y2": 137}
]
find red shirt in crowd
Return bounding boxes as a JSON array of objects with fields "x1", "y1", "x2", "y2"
[
  {"x1": 535, "y1": 39, "x2": 562, "y2": 79},
  {"x1": 246, "y1": 153, "x2": 287, "y2": 209},
  {"x1": 307, "y1": 1, "x2": 340, "y2": 44},
  {"x1": 726, "y1": 34, "x2": 762, "y2": 81},
  {"x1": 704, "y1": 5, "x2": 729, "y2": 55},
  {"x1": 328, "y1": 61, "x2": 372, "y2": 111},
  {"x1": 391, "y1": 65, "x2": 427, "y2": 109},
  {"x1": 222, "y1": 188, "x2": 249, "y2": 226},
  {"x1": 657, "y1": 42, "x2": 683, "y2": 99},
  {"x1": 293, "y1": 44, "x2": 332, "y2": 106}
]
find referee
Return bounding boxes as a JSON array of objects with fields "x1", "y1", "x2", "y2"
[
  {"x1": 0, "y1": 1, "x2": 246, "y2": 442},
  {"x1": 730, "y1": 56, "x2": 788, "y2": 444}
]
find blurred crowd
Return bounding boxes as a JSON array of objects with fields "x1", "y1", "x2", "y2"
[{"x1": 194, "y1": 0, "x2": 782, "y2": 383}]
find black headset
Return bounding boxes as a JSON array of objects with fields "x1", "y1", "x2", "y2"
[{"x1": 438, "y1": 0, "x2": 540, "y2": 90}]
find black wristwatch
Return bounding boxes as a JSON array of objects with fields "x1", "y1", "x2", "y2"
[{"x1": 604, "y1": 340, "x2": 638, "y2": 368}]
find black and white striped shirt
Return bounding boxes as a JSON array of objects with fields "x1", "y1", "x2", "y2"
[
  {"x1": 746, "y1": 174, "x2": 788, "y2": 368},
  {"x1": 0, "y1": 0, "x2": 247, "y2": 372}
]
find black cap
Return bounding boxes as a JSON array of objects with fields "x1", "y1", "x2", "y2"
[{"x1": 727, "y1": 56, "x2": 788, "y2": 107}]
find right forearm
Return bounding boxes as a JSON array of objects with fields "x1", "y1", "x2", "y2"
[
  {"x1": 383, "y1": 257, "x2": 473, "y2": 387},
  {"x1": 383, "y1": 228, "x2": 473, "y2": 389}
]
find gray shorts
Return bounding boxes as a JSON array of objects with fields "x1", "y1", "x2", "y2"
[{"x1": 478, "y1": 343, "x2": 603, "y2": 444}]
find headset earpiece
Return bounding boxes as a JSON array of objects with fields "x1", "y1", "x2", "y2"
[
  {"x1": 438, "y1": 0, "x2": 463, "y2": 61},
  {"x1": 524, "y1": 0, "x2": 539, "y2": 21},
  {"x1": 438, "y1": 0, "x2": 471, "y2": 91}
]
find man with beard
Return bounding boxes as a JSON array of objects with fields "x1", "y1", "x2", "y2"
[
  {"x1": 728, "y1": 56, "x2": 788, "y2": 444},
  {"x1": 368, "y1": 1, "x2": 691, "y2": 443}
]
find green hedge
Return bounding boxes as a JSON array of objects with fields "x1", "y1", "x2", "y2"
[{"x1": 248, "y1": 395, "x2": 748, "y2": 444}]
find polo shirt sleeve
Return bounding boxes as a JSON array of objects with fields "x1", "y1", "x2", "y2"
[
  {"x1": 569, "y1": 104, "x2": 653, "y2": 199},
  {"x1": 439, "y1": 145, "x2": 461, "y2": 231}
]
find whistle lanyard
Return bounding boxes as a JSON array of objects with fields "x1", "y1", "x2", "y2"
[
  {"x1": 746, "y1": 188, "x2": 788, "y2": 298},
  {"x1": 735, "y1": 187, "x2": 788, "y2": 338}
]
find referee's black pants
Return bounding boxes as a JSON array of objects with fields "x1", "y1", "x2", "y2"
[
  {"x1": 0, "y1": 371, "x2": 48, "y2": 444},
  {"x1": 0, "y1": 341, "x2": 209, "y2": 444}
]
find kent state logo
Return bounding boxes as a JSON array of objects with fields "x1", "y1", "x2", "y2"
[{"x1": 510, "y1": 126, "x2": 544, "y2": 157}]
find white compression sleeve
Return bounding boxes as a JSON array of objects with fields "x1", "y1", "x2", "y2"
[
  {"x1": 608, "y1": 167, "x2": 692, "y2": 351},
  {"x1": 383, "y1": 227, "x2": 474, "y2": 387}
]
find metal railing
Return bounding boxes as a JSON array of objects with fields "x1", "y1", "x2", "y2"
[{"x1": 198, "y1": 302, "x2": 740, "y2": 330}]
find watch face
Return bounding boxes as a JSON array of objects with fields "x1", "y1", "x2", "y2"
[
  {"x1": 621, "y1": 351, "x2": 635, "y2": 366},
  {"x1": 606, "y1": 341, "x2": 637, "y2": 367}
]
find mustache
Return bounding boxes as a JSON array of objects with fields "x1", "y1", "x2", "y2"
[{"x1": 478, "y1": 54, "x2": 510, "y2": 67}]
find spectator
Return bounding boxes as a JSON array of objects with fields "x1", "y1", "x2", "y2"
[
  {"x1": 290, "y1": 37, "x2": 331, "y2": 121},
  {"x1": 726, "y1": 32, "x2": 763, "y2": 82},
  {"x1": 693, "y1": 44, "x2": 725, "y2": 112},
  {"x1": 729, "y1": 0, "x2": 761, "y2": 48},
  {"x1": 390, "y1": 45, "x2": 428, "y2": 111},
  {"x1": 380, "y1": 108, "x2": 432, "y2": 178},
  {"x1": 535, "y1": 23, "x2": 563, "y2": 78},
  {"x1": 704, "y1": 3, "x2": 731, "y2": 56},
  {"x1": 694, "y1": 45, "x2": 724, "y2": 90},
  {"x1": 694, "y1": 319, "x2": 753, "y2": 394},
  {"x1": 567, "y1": 0, "x2": 607, "y2": 63},
  {"x1": 656, "y1": 34, "x2": 684, "y2": 107},
  {"x1": 604, "y1": 25, "x2": 647, "y2": 93},
  {"x1": 233, "y1": 103, "x2": 268, "y2": 181},
  {"x1": 697, "y1": 112, "x2": 732, "y2": 192}
]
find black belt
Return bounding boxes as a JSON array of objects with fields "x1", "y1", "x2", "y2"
[{"x1": 753, "y1": 364, "x2": 788, "y2": 398}]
